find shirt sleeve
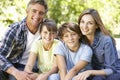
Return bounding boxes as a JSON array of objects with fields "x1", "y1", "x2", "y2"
[
  {"x1": 30, "y1": 40, "x2": 40, "y2": 54},
  {"x1": 80, "y1": 45, "x2": 93, "y2": 63},
  {"x1": 0, "y1": 25, "x2": 17, "y2": 71},
  {"x1": 103, "y1": 69, "x2": 113, "y2": 75},
  {"x1": 103, "y1": 36, "x2": 118, "y2": 75},
  {"x1": 53, "y1": 41, "x2": 66, "y2": 56}
]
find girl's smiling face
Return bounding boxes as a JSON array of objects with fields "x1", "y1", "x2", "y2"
[{"x1": 40, "y1": 25, "x2": 56, "y2": 44}]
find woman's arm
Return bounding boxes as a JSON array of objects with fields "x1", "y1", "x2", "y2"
[
  {"x1": 90, "y1": 70, "x2": 106, "y2": 75},
  {"x1": 104, "y1": 37, "x2": 118, "y2": 75},
  {"x1": 75, "y1": 69, "x2": 106, "y2": 80},
  {"x1": 24, "y1": 52, "x2": 37, "y2": 72},
  {"x1": 65, "y1": 60, "x2": 88, "y2": 80},
  {"x1": 56, "y1": 54, "x2": 67, "y2": 80}
]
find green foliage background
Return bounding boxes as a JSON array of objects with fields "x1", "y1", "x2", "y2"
[{"x1": 0, "y1": 0, "x2": 120, "y2": 37}]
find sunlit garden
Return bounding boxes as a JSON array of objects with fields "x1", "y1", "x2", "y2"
[{"x1": 0, "y1": 0, "x2": 120, "y2": 38}]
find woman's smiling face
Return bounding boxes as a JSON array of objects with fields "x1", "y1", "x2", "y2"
[{"x1": 79, "y1": 14, "x2": 98, "y2": 36}]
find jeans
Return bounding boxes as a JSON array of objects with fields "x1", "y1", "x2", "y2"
[
  {"x1": 92, "y1": 75, "x2": 106, "y2": 80},
  {"x1": 92, "y1": 73, "x2": 120, "y2": 80},
  {"x1": 0, "y1": 70, "x2": 8, "y2": 80},
  {"x1": 106, "y1": 73, "x2": 120, "y2": 80},
  {"x1": 48, "y1": 73, "x2": 60, "y2": 80},
  {"x1": 9, "y1": 63, "x2": 26, "y2": 80}
]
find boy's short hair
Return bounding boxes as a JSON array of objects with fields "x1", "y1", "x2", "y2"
[{"x1": 58, "y1": 22, "x2": 82, "y2": 39}]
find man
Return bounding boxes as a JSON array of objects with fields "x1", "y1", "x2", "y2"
[{"x1": 0, "y1": 0, "x2": 48, "y2": 80}]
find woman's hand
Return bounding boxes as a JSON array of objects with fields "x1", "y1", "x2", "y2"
[{"x1": 75, "y1": 70, "x2": 92, "y2": 80}]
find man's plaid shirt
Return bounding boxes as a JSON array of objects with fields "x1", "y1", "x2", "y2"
[{"x1": 0, "y1": 18, "x2": 28, "y2": 71}]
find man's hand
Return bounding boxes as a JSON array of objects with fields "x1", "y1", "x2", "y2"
[
  {"x1": 12, "y1": 69, "x2": 33, "y2": 80},
  {"x1": 29, "y1": 72, "x2": 39, "y2": 80}
]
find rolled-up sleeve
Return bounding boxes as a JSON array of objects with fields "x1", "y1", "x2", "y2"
[
  {"x1": 103, "y1": 69, "x2": 113, "y2": 75},
  {"x1": 0, "y1": 25, "x2": 16, "y2": 71},
  {"x1": 104, "y1": 36, "x2": 118, "y2": 75},
  {"x1": 0, "y1": 55, "x2": 13, "y2": 71}
]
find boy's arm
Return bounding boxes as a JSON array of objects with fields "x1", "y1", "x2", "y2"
[
  {"x1": 65, "y1": 60, "x2": 88, "y2": 80},
  {"x1": 56, "y1": 54, "x2": 67, "y2": 80}
]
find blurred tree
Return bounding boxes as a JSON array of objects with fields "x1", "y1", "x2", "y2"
[
  {"x1": 83, "y1": 0, "x2": 120, "y2": 35},
  {"x1": 0, "y1": 0, "x2": 120, "y2": 36},
  {"x1": 0, "y1": 0, "x2": 28, "y2": 27},
  {"x1": 47, "y1": 0, "x2": 85, "y2": 25}
]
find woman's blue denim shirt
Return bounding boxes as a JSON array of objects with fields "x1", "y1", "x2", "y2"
[{"x1": 91, "y1": 31, "x2": 118, "y2": 75}]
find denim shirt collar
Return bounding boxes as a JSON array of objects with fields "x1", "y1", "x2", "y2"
[{"x1": 92, "y1": 31, "x2": 103, "y2": 48}]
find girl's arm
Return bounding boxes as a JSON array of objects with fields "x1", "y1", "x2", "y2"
[
  {"x1": 65, "y1": 60, "x2": 88, "y2": 80},
  {"x1": 56, "y1": 54, "x2": 67, "y2": 80},
  {"x1": 24, "y1": 52, "x2": 37, "y2": 73},
  {"x1": 36, "y1": 56, "x2": 59, "y2": 80},
  {"x1": 43, "y1": 56, "x2": 58, "y2": 77},
  {"x1": 24, "y1": 52, "x2": 39, "y2": 80}
]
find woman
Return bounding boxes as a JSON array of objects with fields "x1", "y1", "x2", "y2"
[
  {"x1": 75, "y1": 8, "x2": 120, "y2": 80},
  {"x1": 54, "y1": 22, "x2": 93, "y2": 80}
]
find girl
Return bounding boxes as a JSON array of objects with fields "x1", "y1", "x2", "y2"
[
  {"x1": 54, "y1": 22, "x2": 93, "y2": 80},
  {"x1": 24, "y1": 19, "x2": 59, "y2": 80}
]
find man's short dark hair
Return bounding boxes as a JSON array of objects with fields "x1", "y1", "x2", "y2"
[{"x1": 27, "y1": 0, "x2": 48, "y2": 12}]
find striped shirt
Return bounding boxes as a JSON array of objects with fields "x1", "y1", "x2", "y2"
[{"x1": 0, "y1": 18, "x2": 28, "y2": 71}]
